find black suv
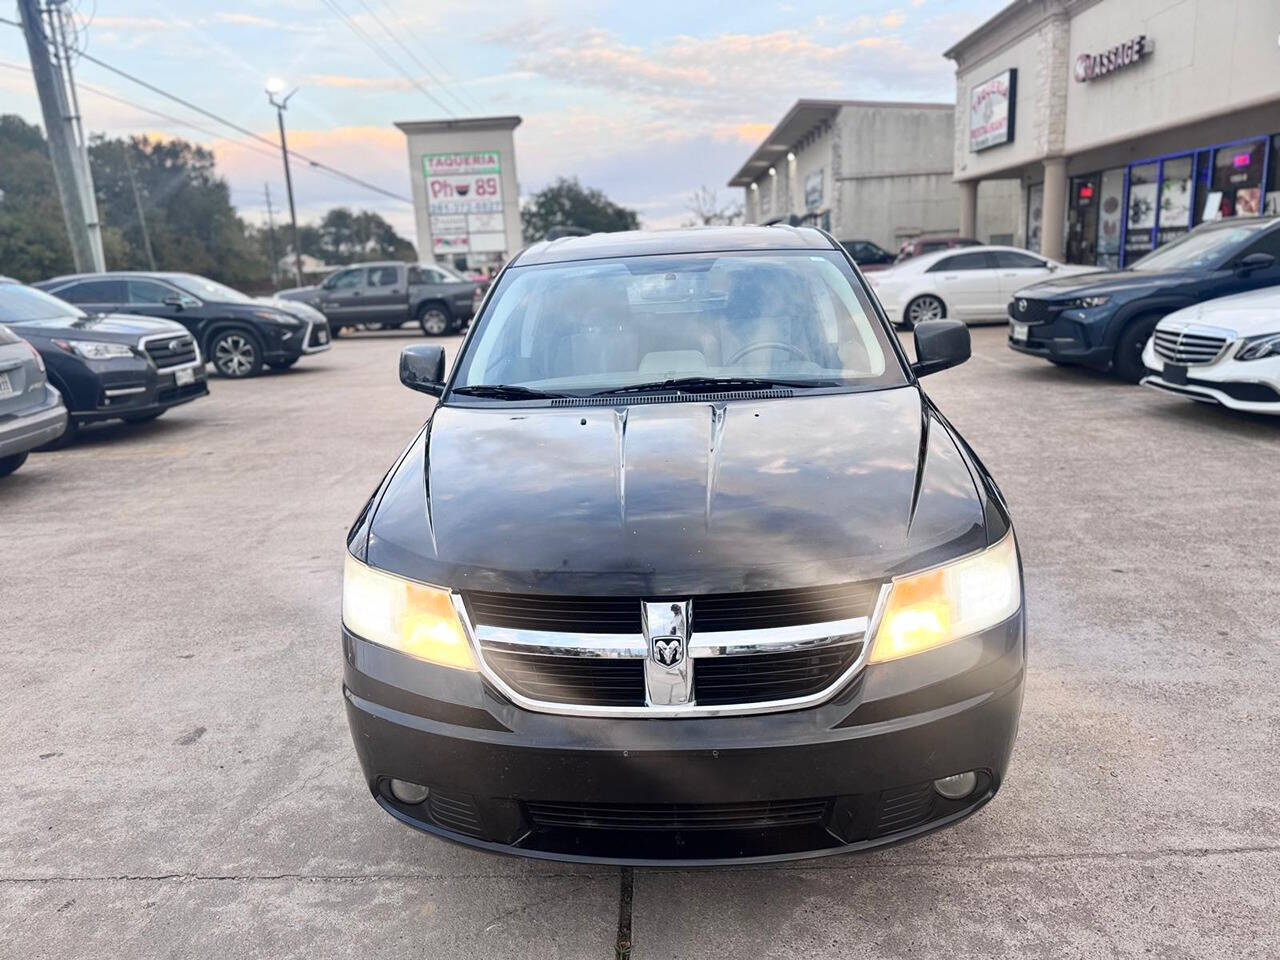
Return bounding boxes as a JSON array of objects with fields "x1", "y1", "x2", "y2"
[
  {"x1": 36, "y1": 272, "x2": 331, "y2": 378},
  {"x1": 341, "y1": 226, "x2": 1025, "y2": 865},
  {"x1": 0, "y1": 279, "x2": 208, "y2": 445},
  {"x1": 1008, "y1": 216, "x2": 1280, "y2": 381}
]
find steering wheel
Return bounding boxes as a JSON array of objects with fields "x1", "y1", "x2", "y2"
[{"x1": 727, "y1": 340, "x2": 810, "y2": 365}]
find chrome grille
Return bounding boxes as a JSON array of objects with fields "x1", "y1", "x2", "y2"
[
  {"x1": 143, "y1": 334, "x2": 199, "y2": 370},
  {"x1": 1153, "y1": 327, "x2": 1229, "y2": 365}
]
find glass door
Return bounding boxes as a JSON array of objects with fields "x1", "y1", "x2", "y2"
[
  {"x1": 1156, "y1": 155, "x2": 1194, "y2": 247},
  {"x1": 1125, "y1": 162, "x2": 1158, "y2": 263},
  {"x1": 1067, "y1": 175, "x2": 1099, "y2": 264},
  {"x1": 1207, "y1": 139, "x2": 1266, "y2": 219},
  {"x1": 1096, "y1": 169, "x2": 1124, "y2": 269}
]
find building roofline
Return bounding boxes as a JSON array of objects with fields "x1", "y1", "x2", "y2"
[
  {"x1": 395, "y1": 115, "x2": 522, "y2": 134},
  {"x1": 727, "y1": 99, "x2": 953, "y2": 188}
]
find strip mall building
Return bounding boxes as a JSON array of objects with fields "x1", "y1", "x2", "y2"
[{"x1": 946, "y1": 0, "x2": 1280, "y2": 267}]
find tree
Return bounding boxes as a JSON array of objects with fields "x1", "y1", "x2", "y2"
[
  {"x1": 684, "y1": 186, "x2": 742, "y2": 227},
  {"x1": 521, "y1": 177, "x2": 639, "y2": 242},
  {"x1": 301, "y1": 207, "x2": 415, "y2": 265},
  {"x1": 0, "y1": 115, "x2": 75, "y2": 282}
]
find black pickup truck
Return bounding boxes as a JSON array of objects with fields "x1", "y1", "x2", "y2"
[{"x1": 277, "y1": 261, "x2": 482, "y2": 337}]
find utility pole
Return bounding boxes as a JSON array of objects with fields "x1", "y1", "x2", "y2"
[
  {"x1": 47, "y1": 0, "x2": 104, "y2": 270},
  {"x1": 18, "y1": 0, "x2": 98, "y2": 271},
  {"x1": 264, "y1": 183, "x2": 280, "y2": 287},
  {"x1": 266, "y1": 80, "x2": 303, "y2": 288},
  {"x1": 123, "y1": 143, "x2": 156, "y2": 270}
]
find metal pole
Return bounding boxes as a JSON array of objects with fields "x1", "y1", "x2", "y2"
[
  {"x1": 17, "y1": 0, "x2": 94, "y2": 271},
  {"x1": 264, "y1": 182, "x2": 280, "y2": 286},
  {"x1": 123, "y1": 143, "x2": 156, "y2": 270},
  {"x1": 268, "y1": 89, "x2": 304, "y2": 288},
  {"x1": 49, "y1": 0, "x2": 104, "y2": 270}
]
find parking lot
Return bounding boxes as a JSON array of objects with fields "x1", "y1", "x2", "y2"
[{"x1": 3, "y1": 324, "x2": 1279, "y2": 959}]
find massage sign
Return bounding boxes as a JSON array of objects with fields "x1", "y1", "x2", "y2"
[{"x1": 1074, "y1": 35, "x2": 1152, "y2": 83}]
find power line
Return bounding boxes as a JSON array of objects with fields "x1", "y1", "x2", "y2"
[
  {"x1": 317, "y1": 0, "x2": 455, "y2": 117},
  {"x1": 356, "y1": 0, "x2": 478, "y2": 114}
]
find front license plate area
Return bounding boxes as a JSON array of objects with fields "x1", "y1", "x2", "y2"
[
  {"x1": 1010, "y1": 322, "x2": 1029, "y2": 343},
  {"x1": 1163, "y1": 363, "x2": 1188, "y2": 385},
  {"x1": 175, "y1": 367, "x2": 196, "y2": 386}
]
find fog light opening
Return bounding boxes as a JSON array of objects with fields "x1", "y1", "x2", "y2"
[
  {"x1": 933, "y1": 771, "x2": 978, "y2": 800},
  {"x1": 388, "y1": 779, "x2": 430, "y2": 805}
]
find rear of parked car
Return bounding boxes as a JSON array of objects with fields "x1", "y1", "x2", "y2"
[{"x1": 0, "y1": 322, "x2": 67, "y2": 476}]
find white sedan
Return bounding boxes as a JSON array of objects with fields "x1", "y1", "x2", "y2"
[
  {"x1": 1141, "y1": 286, "x2": 1280, "y2": 414},
  {"x1": 865, "y1": 245, "x2": 1098, "y2": 329}
]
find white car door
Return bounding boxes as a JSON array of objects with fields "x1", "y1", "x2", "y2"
[
  {"x1": 992, "y1": 250, "x2": 1055, "y2": 312},
  {"x1": 927, "y1": 251, "x2": 1002, "y2": 320}
]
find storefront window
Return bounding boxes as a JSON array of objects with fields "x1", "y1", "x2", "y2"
[
  {"x1": 1207, "y1": 140, "x2": 1265, "y2": 220},
  {"x1": 1266, "y1": 134, "x2": 1280, "y2": 216},
  {"x1": 1156, "y1": 156, "x2": 1193, "y2": 246},
  {"x1": 1097, "y1": 169, "x2": 1124, "y2": 269},
  {"x1": 1126, "y1": 163, "x2": 1158, "y2": 261},
  {"x1": 1026, "y1": 183, "x2": 1043, "y2": 254}
]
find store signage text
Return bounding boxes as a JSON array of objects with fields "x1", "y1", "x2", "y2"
[
  {"x1": 1074, "y1": 35, "x2": 1151, "y2": 83},
  {"x1": 423, "y1": 150, "x2": 508, "y2": 255},
  {"x1": 969, "y1": 69, "x2": 1016, "y2": 152}
]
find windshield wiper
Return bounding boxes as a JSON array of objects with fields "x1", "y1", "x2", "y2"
[
  {"x1": 451, "y1": 384, "x2": 567, "y2": 400},
  {"x1": 590, "y1": 376, "x2": 838, "y2": 397}
]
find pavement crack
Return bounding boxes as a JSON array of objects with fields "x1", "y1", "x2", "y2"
[{"x1": 614, "y1": 867, "x2": 634, "y2": 960}]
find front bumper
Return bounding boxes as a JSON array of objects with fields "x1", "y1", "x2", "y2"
[
  {"x1": 1141, "y1": 343, "x2": 1280, "y2": 414},
  {"x1": 71, "y1": 359, "x2": 209, "y2": 423},
  {"x1": 343, "y1": 614, "x2": 1025, "y2": 865},
  {"x1": 1007, "y1": 301, "x2": 1113, "y2": 368},
  {"x1": 0, "y1": 386, "x2": 67, "y2": 457}
]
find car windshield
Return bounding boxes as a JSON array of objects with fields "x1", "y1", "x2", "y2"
[
  {"x1": 451, "y1": 250, "x2": 904, "y2": 397},
  {"x1": 0, "y1": 283, "x2": 85, "y2": 322},
  {"x1": 1129, "y1": 221, "x2": 1272, "y2": 271},
  {"x1": 170, "y1": 274, "x2": 253, "y2": 303}
]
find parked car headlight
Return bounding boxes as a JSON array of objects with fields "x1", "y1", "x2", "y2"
[
  {"x1": 342, "y1": 553, "x2": 477, "y2": 670},
  {"x1": 1066, "y1": 295, "x2": 1110, "y2": 308},
  {"x1": 55, "y1": 339, "x2": 135, "y2": 360},
  {"x1": 251, "y1": 309, "x2": 300, "y2": 326},
  {"x1": 1235, "y1": 333, "x2": 1280, "y2": 362},
  {"x1": 868, "y1": 531, "x2": 1021, "y2": 664}
]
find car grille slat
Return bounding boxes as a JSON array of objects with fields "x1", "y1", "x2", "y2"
[
  {"x1": 1153, "y1": 329, "x2": 1228, "y2": 365},
  {"x1": 693, "y1": 646, "x2": 862, "y2": 705},
  {"x1": 485, "y1": 650, "x2": 646, "y2": 706},
  {"x1": 525, "y1": 797, "x2": 831, "y2": 831},
  {"x1": 143, "y1": 335, "x2": 198, "y2": 369}
]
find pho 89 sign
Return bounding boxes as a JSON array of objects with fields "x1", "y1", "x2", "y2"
[{"x1": 424, "y1": 151, "x2": 507, "y2": 254}]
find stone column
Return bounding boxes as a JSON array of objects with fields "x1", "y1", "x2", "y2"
[
  {"x1": 958, "y1": 179, "x2": 979, "y2": 239},
  {"x1": 1041, "y1": 156, "x2": 1068, "y2": 262}
]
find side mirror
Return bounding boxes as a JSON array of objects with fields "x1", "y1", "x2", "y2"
[
  {"x1": 162, "y1": 295, "x2": 185, "y2": 310},
  {"x1": 1046, "y1": 262, "x2": 1059, "y2": 271},
  {"x1": 1236, "y1": 252, "x2": 1277, "y2": 275},
  {"x1": 400, "y1": 344, "x2": 447, "y2": 396},
  {"x1": 911, "y1": 319, "x2": 970, "y2": 377}
]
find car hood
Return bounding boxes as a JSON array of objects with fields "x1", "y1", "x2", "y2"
[
  {"x1": 1019, "y1": 267, "x2": 1197, "y2": 299},
  {"x1": 366, "y1": 387, "x2": 992, "y2": 596},
  {"x1": 257, "y1": 296, "x2": 323, "y2": 322},
  {"x1": 9, "y1": 312, "x2": 188, "y2": 342},
  {"x1": 1158, "y1": 287, "x2": 1280, "y2": 336},
  {"x1": 275, "y1": 286, "x2": 322, "y2": 302}
]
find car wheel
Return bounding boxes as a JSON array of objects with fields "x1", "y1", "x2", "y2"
[
  {"x1": 210, "y1": 330, "x2": 264, "y2": 378},
  {"x1": 419, "y1": 304, "x2": 451, "y2": 337},
  {"x1": 123, "y1": 410, "x2": 165, "y2": 424},
  {"x1": 0, "y1": 451, "x2": 29, "y2": 478},
  {"x1": 1114, "y1": 314, "x2": 1161, "y2": 383},
  {"x1": 903, "y1": 295, "x2": 946, "y2": 330},
  {"x1": 267, "y1": 358, "x2": 299, "y2": 370}
]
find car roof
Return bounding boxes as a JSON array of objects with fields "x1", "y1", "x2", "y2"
[
  {"x1": 896, "y1": 244, "x2": 1043, "y2": 270},
  {"x1": 40, "y1": 271, "x2": 202, "y2": 286},
  {"x1": 909, "y1": 235, "x2": 978, "y2": 245},
  {"x1": 514, "y1": 225, "x2": 838, "y2": 266}
]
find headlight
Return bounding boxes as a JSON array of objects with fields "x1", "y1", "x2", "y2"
[
  {"x1": 868, "y1": 531, "x2": 1021, "y2": 664},
  {"x1": 56, "y1": 339, "x2": 135, "y2": 360},
  {"x1": 342, "y1": 553, "x2": 477, "y2": 670},
  {"x1": 1235, "y1": 333, "x2": 1280, "y2": 362},
  {"x1": 1066, "y1": 295, "x2": 1110, "y2": 308},
  {"x1": 252, "y1": 309, "x2": 300, "y2": 326}
]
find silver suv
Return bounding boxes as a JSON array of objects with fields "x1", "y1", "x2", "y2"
[{"x1": 0, "y1": 321, "x2": 67, "y2": 477}]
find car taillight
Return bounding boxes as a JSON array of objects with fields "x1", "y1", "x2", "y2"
[{"x1": 24, "y1": 340, "x2": 45, "y2": 372}]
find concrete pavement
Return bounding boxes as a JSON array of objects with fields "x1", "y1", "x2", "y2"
[{"x1": 2, "y1": 326, "x2": 1278, "y2": 958}]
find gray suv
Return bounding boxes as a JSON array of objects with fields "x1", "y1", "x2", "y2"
[
  {"x1": 0, "y1": 321, "x2": 67, "y2": 477},
  {"x1": 277, "y1": 261, "x2": 481, "y2": 337}
]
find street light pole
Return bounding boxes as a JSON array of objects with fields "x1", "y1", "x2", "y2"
[{"x1": 266, "y1": 82, "x2": 303, "y2": 289}]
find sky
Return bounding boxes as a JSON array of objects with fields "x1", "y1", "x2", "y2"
[{"x1": 0, "y1": 0, "x2": 1008, "y2": 244}]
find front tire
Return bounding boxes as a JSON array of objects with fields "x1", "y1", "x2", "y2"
[
  {"x1": 1114, "y1": 314, "x2": 1161, "y2": 383},
  {"x1": 418, "y1": 303, "x2": 451, "y2": 337},
  {"x1": 0, "y1": 451, "x2": 29, "y2": 477},
  {"x1": 209, "y1": 329, "x2": 264, "y2": 378},
  {"x1": 902, "y1": 295, "x2": 946, "y2": 331}
]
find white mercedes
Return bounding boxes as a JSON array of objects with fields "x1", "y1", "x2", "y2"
[
  {"x1": 1141, "y1": 286, "x2": 1280, "y2": 414},
  {"x1": 865, "y1": 245, "x2": 1098, "y2": 330}
]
